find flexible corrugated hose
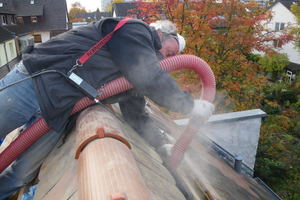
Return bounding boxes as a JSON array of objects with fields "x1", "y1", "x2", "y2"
[{"x1": 0, "y1": 55, "x2": 216, "y2": 173}]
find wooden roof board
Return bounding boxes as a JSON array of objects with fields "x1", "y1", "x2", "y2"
[
  {"x1": 34, "y1": 104, "x2": 186, "y2": 200},
  {"x1": 31, "y1": 102, "x2": 278, "y2": 200},
  {"x1": 148, "y1": 103, "x2": 279, "y2": 200}
]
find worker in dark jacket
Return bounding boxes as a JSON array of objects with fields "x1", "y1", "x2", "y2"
[{"x1": 0, "y1": 18, "x2": 214, "y2": 199}]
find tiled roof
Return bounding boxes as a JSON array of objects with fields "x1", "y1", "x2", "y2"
[
  {"x1": 112, "y1": 2, "x2": 137, "y2": 17},
  {"x1": 76, "y1": 11, "x2": 112, "y2": 21},
  {"x1": 0, "y1": 26, "x2": 14, "y2": 42},
  {"x1": 17, "y1": 0, "x2": 67, "y2": 31},
  {"x1": 0, "y1": 0, "x2": 16, "y2": 14},
  {"x1": 5, "y1": 24, "x2": 34, "y2": 36},
  {"x1": 286, "y1": 62, "x2": 300, "y2": 72},
  {"x1": 272, "y1": 0, "x2": 299, "y2": 10},
  {"x1": 16, "y1": 5, "x2": 44, "y2": 17},
  {"x1": 2, "y1": 0, "x2": 68, "y2": 32}
]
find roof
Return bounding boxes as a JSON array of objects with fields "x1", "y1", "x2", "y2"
[
  {"x1": 1, "y1": 0, "x2": 67, "y2": 32},
  {"x1": 16, "y1": 5, "x2": 44, "y2": 17},
  {"x1": 271, "y1": 0, "x2": 299, "y2": 10},
  {"x1": 5, "y1": 24, "x2": 35, "y2": 36},
  {"x1": 286, "y1": 62, "x2": 300, "y2": 72},
  {"x1": 0, "y1": 26, "x2": 14, "y2": 42},
  {"x1": 29, "y1": 103, "x2": 279, "y2": 200},
  {"x1": 0, "y1": 0, "x2": 16, "y2": 14},
  {"x1": 17, "y1": 0, "x2": 67, "y2": 31},
  {"x1": 75, "y1": 11, "x2": 112, "y2": 21},
  {"x1": 112, "y1": 2, "x2": 137, "y2": 17}
]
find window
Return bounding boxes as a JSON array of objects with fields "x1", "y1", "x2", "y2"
[
  {"x1": 3, "y1": 15, "x2": 7, "y2": 24},
  {"x1": 17, "y1": 17, "x2": 24, "y2": 24},
  {"x1": 275, "y1": 22, "x2": 285, "y2": 31},
  {"x1": 7, "y1": 15, "x2": 12, "y2": 24},
  {"x1": 9, "y1": 43, "x2": 14, "y2": 56},
  {"x1": 30, "y1": 0, "x2": 34, "y2": 4},
  {"x1": 33, "y1": 34, "x2": 42, "y2": 43},
  {"x1": 0, "y1": 3, "x2": 3, "y2": 7},
  {"x1": 31, "y1": 16, "x2": 37, "y2": 23},
  {"x1": 1, "y1": 15, "x2": 7, "y2": 25}
]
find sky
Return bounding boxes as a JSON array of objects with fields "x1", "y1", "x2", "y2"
[{"x1": 66, "y1": 0, "x2": 101, "y2": 12}]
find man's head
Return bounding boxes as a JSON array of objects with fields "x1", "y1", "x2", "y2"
[{"x1": 150, "y1": 20, "x2": 186, "y2": 58}]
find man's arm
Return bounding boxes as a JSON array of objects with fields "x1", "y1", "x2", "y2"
[{"x1": 105, "y1": 22, "x2": 194, "y2": 114}]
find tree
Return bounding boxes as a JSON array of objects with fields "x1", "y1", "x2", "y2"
[
  {"x1": 129, "y1": 0, "x2": 289, "y2": 111},
  {"x1": 291, "y1": 3, "x2": 300, "y2": 50},
  {"x1": 68, "y1": 2, "x2": 87, "y2": 22},
  {"x1": 105, "y1": 0, "x2": 125, "y2": 12},
  {"x1": 130, "y1": 1, "x2": 299, "y2": 198},
  {"x1": 258, "y1": 53, "x2": 289, "y2": 81}
]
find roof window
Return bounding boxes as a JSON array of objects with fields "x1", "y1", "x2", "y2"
[
  {"x1": 0, "y1": 3, "x2": 3, "y2": 7},
  {"x1": 30, "y1": 0, "x2": 34, "y2": 4}
]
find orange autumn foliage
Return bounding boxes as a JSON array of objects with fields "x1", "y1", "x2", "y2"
[{"x1": 129, "y1": 0, "x2": 291, "y2": 112}]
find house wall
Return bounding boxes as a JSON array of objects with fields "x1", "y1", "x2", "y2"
[
  {"x1": 4, "y1": 39, "x2": 17, "y2": 62},
  {"x1": 269, "y1": 3, "x2": 300, "y2": 64},
  {"x1": 0, "y1": 43, "x2": 7, "y2": 67},
  {"x1": 32, "y1": 31, "x2": 51, "y2": 44}
]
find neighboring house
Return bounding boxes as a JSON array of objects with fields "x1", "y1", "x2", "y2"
[
  {"x1": 75, "y1": 11, "x2": 112, "y2": 22},
  {"x1": 0, "y1": 26, "x2": 17, "y2": 78},
  {"x1": 0, "y1": 0, "x2": 18, "y2": 78},
  {"x1": 112, "y1": 2, "x2": 137, "y2": 17},
  {"x1": 1, "y1": 0, "x2": 68, "y2": 44},
  {"x1": 0, "y1": 0, "x2": 68, "y2": 78},
  {"x1": 285, "y1": 62, "x2": 300, "y2": 82},
  {"x1": 267, "y1": 0, "x2": 300, "y2": 64}
]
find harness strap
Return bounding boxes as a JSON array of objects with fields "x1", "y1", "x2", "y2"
[{"x1": 78, "y1": 18, "x2": 131, "y2": 65}]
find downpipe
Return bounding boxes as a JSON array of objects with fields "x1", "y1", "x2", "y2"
[{"x1": 0, "y1": 54, "x2": 216, "y2": 174}]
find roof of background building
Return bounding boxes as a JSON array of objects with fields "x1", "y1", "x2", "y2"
[
  {"x1": 15, "y1": 0, "x2": 67, "y2": 31},
  {"x1": 75, "y1": 11, "x2": 112, "y2": 21},
  {"x1": 0, "y1": 0, "x2": 16, "y2": 14},
  {"x1": 112, "y1": 2, "x2": 137, "y2": 17},
  {"x1": 272, "y1": 0, "x2": 299, "y2": 10},
  {"x1": 1, "y1": 0, "x2": 67, "y2": 32},
  {"x1": 0, "y1": 26, "x2": 14, "y2": 42},
  {"x1": 286, "y1": 62, "x2": 300, "y2": 72},
  {"x1": 16, "y1": 5, "x2": 44, "y2": 17},
  {"x1": 5, "y1": 24, "x2": 35, "y2": 36}
]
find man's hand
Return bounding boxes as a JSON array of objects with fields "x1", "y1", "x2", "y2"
[{"x1": 191, "y1": 100, "x2": 215, "y2": 122}]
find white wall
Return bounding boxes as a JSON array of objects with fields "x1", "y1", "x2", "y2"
[
  {"x1": 33, "y1": 31, "x2": 51, "y2": 44},
  {"x1": 41, "y1": 31, "x2": 51, "y2": 43},
  {"x1": 0, "y1": 43, "x2": 7, "y2": 67},
  {"x1": 269, "y1": 3, "x2": 300, "y2": 64},
  {"x1": 4, "y1": 39, "x2": 17, "y2": 62}
]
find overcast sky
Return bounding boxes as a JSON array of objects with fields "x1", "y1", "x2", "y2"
[{"x1": 66, "y1": 0, "x2": 101, "y2": 12}]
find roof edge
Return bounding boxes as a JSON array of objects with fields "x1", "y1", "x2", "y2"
[{"x1": 174, "y1": 109, "x2": 267, "y2": 126}]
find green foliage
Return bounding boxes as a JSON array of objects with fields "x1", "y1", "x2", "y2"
[
  {"x1": 258, "y1": 78, "x2": 300, "y2": 199},
  {"x1": 245, "y1": 53, "x2": 261, "y2": 62},
  {"x1": 131, "y1": 0, "x2": 298, "y2": 197},
  {"x1": 258, "y1": 53, "x2": 289, "y2": 80},
  {"x1": 291, "y1": 4, "x2": 300, "y2": 50}
]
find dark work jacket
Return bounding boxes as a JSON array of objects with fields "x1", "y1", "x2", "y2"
[{"x1": 22, "y1": 18, "x2": 194, "y2": 132}]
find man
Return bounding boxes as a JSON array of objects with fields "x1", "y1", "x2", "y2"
[{"x1": 0, "y1": 18, "x2": 214, "y2": 199}]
